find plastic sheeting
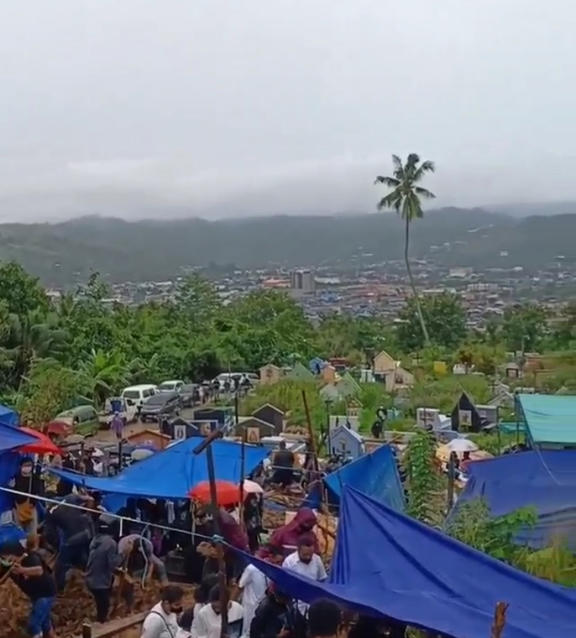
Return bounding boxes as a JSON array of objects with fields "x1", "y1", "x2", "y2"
[
  {"x1": 243, "y1": 488, "x2": 576, "y2": 638},
  {"x1": 457, "y1": 450, "x2": 576, "y2": 548},
  {"x1": 49, "y1": 437, "x2": 268, "y2": 499},
  {"x1": 517, "y1": 393, "x2": 576, "y2": 445},
  {"x1": 0, "y1": 404, "x2": 19, "y2": 428},
  {"x1": 0, "y1": 422, "x2": 36, "y2": 453},
  {"x1": 324, "y1": 444, "x2": 404, "y2": 511}
]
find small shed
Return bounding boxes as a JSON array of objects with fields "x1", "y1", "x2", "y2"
[
  {"x1": 373, "y1": 350, "x2": 397, "y2": 374},
  {"x1": 234, "y1": 416, "x2": 276, "y2": 440},
  {"x1": 252, "y1": 404, "x2": 285, "y2": 435},
  {"x1": 321, "y1": 365, "x2": 337, "y2": 384},
  {"x1": 451, "y1": 392, "x2": 483, "y2": 432},
  {"x1": 125, "y1": 429, "x2": 171, "y2": 450},
  {"x1": 330, "y1": 425, "x2": 365, "y2": 460},
  {"x1": 319, "y1": 383, "x2": 342, "y2": 402},
  {"x1": 260, "y1": 364, "x2": 283, "y2": 385},
  {"x1": 160, "y1": 417, "x2": 201, "y2": 440},
  {"x1": 287, "y1": 362, "x2": 315, "y2": 382}
]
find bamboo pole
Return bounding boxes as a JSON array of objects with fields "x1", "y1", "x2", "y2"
[
  {"x1": 193, "y1": 431, "x2": 228, "y2": 638},
  {"x1": 491, "y1": 601, "x2": 509, "y2": 638}
]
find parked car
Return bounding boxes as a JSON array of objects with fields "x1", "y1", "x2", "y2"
[
  {"x1": 180, "y1": 384, "x2": 198, "y2": 408},
  {"x1": 140, "y1": 391, "x2": 181, "y2": 422},
  {"x1": 56, "y1": 405, "x2": 99, "y2": 435},
  {"x1": 158, "y1": 380, "x2": 185, "y2": 393},
  {"x1": 121, "y1": 384, "x2": 157, "y2": 411}
]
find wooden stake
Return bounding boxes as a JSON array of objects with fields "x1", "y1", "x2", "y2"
[
  {"x1": 491, "y1": 601, "x2": 509, "y2": 638},
  {"x1": 193, "y1": 431, "x2": 228, "y2": 638}
]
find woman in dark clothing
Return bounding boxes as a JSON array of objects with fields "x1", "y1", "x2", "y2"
[{"x1": 243, "y1": 494, "x2": 264, "y2": 553}]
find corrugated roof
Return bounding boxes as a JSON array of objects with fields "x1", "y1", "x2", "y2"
[{"x1": 517, "y1": 394, "x2": 576, "y2": 445}]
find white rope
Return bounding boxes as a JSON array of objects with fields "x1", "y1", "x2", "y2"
[{"x1": 0, "y1": 486, "x2": 215, "y2": 542}]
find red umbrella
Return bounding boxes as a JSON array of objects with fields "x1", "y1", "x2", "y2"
[
  {"x1": 19, "y1": 427, "x2": 63, "y2": 455},
  {"x1": 189, "y1": 481, "x2": 241, "y2": 506}
]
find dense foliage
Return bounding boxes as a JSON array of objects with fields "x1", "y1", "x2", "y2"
[{"x1": 0, "y1": 260, "x2": 573, "y2": 426}]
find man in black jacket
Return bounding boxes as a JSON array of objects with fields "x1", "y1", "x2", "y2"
[{"x1": 250, "y1": 584, "x2": 305, "y2": 638}]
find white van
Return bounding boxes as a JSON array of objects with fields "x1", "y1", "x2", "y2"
[{"x1": 121, "y1": 384, "x2": 157, "y2": 410}]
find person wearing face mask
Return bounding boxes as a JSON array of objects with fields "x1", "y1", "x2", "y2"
[
  {"x1": 191, "y1": 585, "x2": 243, "y2": 638},
  {"x1": 141, "y1": 585, "x2": 185, "y2": 638},
  {"x1": 10, "y1": 458, "x2": 44, "y2": 535}
]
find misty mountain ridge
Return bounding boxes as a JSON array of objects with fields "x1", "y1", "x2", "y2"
[{"x1": 0, "y1": 206, "x2": 573, "y2": 286}]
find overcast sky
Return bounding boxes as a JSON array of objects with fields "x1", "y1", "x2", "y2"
[{"x1": 1, "y1": 1, "x2": 575, "y2": 221}]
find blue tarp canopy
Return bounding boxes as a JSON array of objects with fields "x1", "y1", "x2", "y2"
[
  {"x1": 49, "y1": 437, "x2": 268, "y2": 499},
  {"x1": 324, "y1": 444, "x2": 404, "y2": 511},
  {"x1": 517, "y1": 393, "x2": 576, "y2": 445},
  {"x1": 458, "y1": 450, "x2": 576, "y2": 548},
  {"x1": 0, "y1": 404, "x2": 18, "y2": 428},
  {"x1": 0, "y1": 422, "x2": 36, "y2": 453},
  {"x1": 244, "y1": 488, "x2": 576, "y2": 638}
]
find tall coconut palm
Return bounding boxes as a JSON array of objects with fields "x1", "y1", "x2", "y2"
[{"x1": 375, "y1": 153, "x2": 435, "y2": 346}]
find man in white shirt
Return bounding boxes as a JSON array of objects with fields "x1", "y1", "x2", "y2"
[
  {"x1": 238, "y1": 546, "x2": 284, "y2": 637},
  {"x1": 141, "y1": 585, "x2": 184, "y2": 638},
  {"x1": 191, "y1": 585, "x2": 243, "y2": 638},
  {"x1": 282, "y1": 535, "x2": 327, "y2": 615}
]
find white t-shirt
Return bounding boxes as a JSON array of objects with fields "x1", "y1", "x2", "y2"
[
  {"x1": 282, "y1": 551, "x2": 327, "y2": 582},
  {"x1": 191, "y1": 601, "x2": 244, "y2": 638},
  {"x1": 239, "y1": 564, "x2": 267, "y2": 637},
  {"x1": 239, "y1": 564, "x2": 267, "y2": 610},
  {"x1": 282, "y1": 552, "x2": 327, "y2": 615},
  {"x1": 141, "y1": 602, "x2": 180, "y2": 638}
]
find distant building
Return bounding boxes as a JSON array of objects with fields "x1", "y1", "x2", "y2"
[{"x1": 290, "y1": 269, "x2": 316, "y2": 296}]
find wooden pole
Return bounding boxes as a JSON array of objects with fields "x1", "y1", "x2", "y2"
[
  {"x1": 238, "y1": 428, "x2": 246, "y2": 528},
  {"x1": 446, "y1": 452, "x2": 455, "y2": 513},
  {"x1": 193, "y1": 431, "x2": 228, "y2": 638},
  {"x1": 302, "y1": 390, "x2": 319, "y2": 472},
  {"x1": 491, "y1": 601, "x2": 509, "y2": 638}
]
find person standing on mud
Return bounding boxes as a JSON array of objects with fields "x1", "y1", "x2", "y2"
[{"x1": 4, "y1": 534, "x2": 56, "y2": 638}]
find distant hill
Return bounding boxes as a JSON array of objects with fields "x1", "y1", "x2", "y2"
[{"x1": 0, "y1": 207, "x2": 574, "y2": 285}]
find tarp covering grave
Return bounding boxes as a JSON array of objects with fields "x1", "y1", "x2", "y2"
[
  {"x1": 49, "y1": 436, "x2": 268, "y2": 499},
  {"x1": 244, "y1": 488, "x2": 576, "y2": 638},
  {"x1": 517, "y1": 393, "x2": 576, "y2": 445},
  {"x1": 324, "y1": 444, "x2": 404, "y2": 511},
  {"x1": 457, "y1": 450, "x2": 576, "y2": 548}
]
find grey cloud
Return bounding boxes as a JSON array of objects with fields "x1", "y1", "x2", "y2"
[{"x1": 0, "y1": 1, "x2": 575, "y2": 221}]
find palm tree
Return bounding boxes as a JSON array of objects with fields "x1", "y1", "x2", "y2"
[
  {"x1": 375, "y1": 153, "x2": 435, "y2": 346},
  {"x1": 77, "y1": 349, "x2": 130, "y2": 407},
  {"x1": 5, "y1": 309, "x2": 68, "y2": 385}
]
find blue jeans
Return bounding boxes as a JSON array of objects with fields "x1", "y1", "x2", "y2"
[{"x1": 28, "y1": 597, "x2": 54, "y2": 637}]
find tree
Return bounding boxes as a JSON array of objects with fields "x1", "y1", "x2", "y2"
[
  {"x1": 501, "y1": 304, "x2": 548, "y2": 352},
  {"x1": 77, "y1": 349, "x2": 130, "y2": 407},
  {"x1": 0, "y1": 262, "x2": 48, "y2": 316},
  {"x1": 175, "y1": 274, "x2": 221, "y2": 331},
  {"x1": 397, "y1": 293, "x2": 466, "y2": 352},
  {"x1": 4, "y1": 309, "x2": 68, "y2": 386},
  {"x1": 16, "y1": 358, "x2": 81, "y2": 425},
  {"x1": 376, "y1": 154, "x2": 435, "y2": 345}
]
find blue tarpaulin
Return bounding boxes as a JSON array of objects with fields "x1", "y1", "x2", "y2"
[
  {"x1": 244, "y1": 488, "x2": 576, "y2": 638},
  {"x1": 0, "y1": 422, "x2": 36, "y2": 453},
  {"x1": 0, "y1": 404, "x2": 18, "y2": 428},
  {"x1": 0, "y1": 451, "x2": 21, "y2": 513},
  {"x1": 324, "y1": 444, "x2": 404, "y2": 511},
  {"x1": 49, "y1": 437, "x2": 268, "y2": 499},
  {"x1": 457, "y1": 450, "x2": 576, "y2": 548},
  {"x1": 517, "y1": 393, "x2": 576, "y2": 445}
]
